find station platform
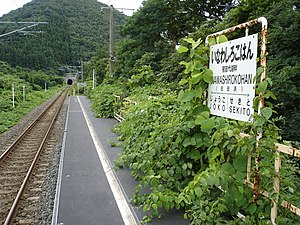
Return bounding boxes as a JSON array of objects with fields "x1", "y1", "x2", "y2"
[{"x1": 52, "y1": 96, "x2": 188, "y2": 225}]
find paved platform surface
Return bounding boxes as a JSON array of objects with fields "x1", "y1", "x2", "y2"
[{"x1": 54, "y1": 96, "x2": 189, "y2": 225}]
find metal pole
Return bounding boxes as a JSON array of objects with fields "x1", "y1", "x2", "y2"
[
  {"x1": 109, "y1": 5, "x2": 114, "y2": 76},
  {"x1": 45, "y1": 82, "x2": 47, "y2": 92},
  {"x1": 23, "y1": 85, "x2": 25, "y2": 101},
  {"x1": 92, "y1": 69, "x2": 95, "y2": 89},
  {"x1": 254, "y1": 17, "x2": 268, "y2": 204},
  {"x1": 81, "y1": 61, "x2": 84, "y2": 81},
  {"x1": 12, "y1": 83, "x2": 15, "y2": 108}
]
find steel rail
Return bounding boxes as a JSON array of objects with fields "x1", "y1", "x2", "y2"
[
  {"x1": 0, "y1": 90, "x2": 63, "y2": 163},
  {"x1": 2, "y1": 88, "x2": 68, "y2": 225}
]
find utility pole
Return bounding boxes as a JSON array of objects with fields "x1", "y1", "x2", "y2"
[
  {"x1": 23, "y1": 85, "x2": 25, "y2": 102},
  {"x1": 81, "y1": 61, "x2": 84, "y2": 81},
  {"x1": 101, "y1": 5, "x2": 134, "y2": 77},
  {"x1": 12, "y1": 83, "x2": 15, "y2": 108},
  {"x1": 92, "y1": 69, "x2": 95, "y2": 89},
  {"x1": 109, "y1": 5, "x2": 114, "y2": 76}
]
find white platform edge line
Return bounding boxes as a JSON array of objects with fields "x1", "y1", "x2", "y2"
[
  {"x1": 51, "y1": 96, "x2": 70, "y2": 225},
  {"x1": 76, "y1": 97, "x2": 140, "y2": 223},
  {"x1": 77, "y1": 96, "x2": 138, "y2": 225}
]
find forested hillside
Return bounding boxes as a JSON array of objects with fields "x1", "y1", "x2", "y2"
[{"x1": 0, "y1": 0, "x2": 126, "y2": 71}]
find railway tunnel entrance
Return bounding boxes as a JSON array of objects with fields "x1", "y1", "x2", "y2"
[{"x1": 67, "y1": 79, "x2": 73, "y2": 85}]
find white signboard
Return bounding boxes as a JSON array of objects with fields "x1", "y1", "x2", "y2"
[{"x1": 208, "y1": 34, "x2": 258, "y2": 122}]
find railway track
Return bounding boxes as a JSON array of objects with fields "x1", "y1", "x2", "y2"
[{"x1": 0, "y1": 88, "x2": 68, "y2": 225}]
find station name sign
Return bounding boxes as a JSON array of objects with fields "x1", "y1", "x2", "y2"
[{"x1": 208, "y1": 34, "x2": 258, "y2": 122}]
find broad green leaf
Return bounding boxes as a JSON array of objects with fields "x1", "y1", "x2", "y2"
[
  {"x1": 254, "y1": 116, "x2": 266, "y2": 126},
  {"x1": 184, "y1": 38, "x2": 195, "y2": 44},
  {"x1": 235, "y1": 191, "x2": 245, "y2": 207},
  {"x1": 227, "y1": 130, "x2": 234, "y2": 137},
  {"x1": 266, "y1": 90, "x2": 277, "y2": 100},
  {"x1": 191, "y1": 72, "x2": 203, "y2": 78},
  {"x1": 143, "y1": 205, "x2": 149, "y2": 212},
  {"x1": 221, "y1": 162, "x2": 235, "y2": 174},
  {"x1": 179, "y1": 78, "x2": 188, "y2": 85},
  {"x1": 201, "y1": 118, "x2": 215, "y2": 133},
  {"x1": 194, "y1": 186, "x2": 203, "y2": 197},
  {"x1": 178, "y1": 45, "x2": 189, "y2": 53},
  {"x1": 157, "y1": 201, "x2": 163, "y2": 208},
  {"x1": 192, "y1": 38, "x2": 202, "y2": 49},
  {"x1": 197, "y1": 111, "x2": 210, "y2": 122},
  {"x1": 195, "y1": 114, "x2": 206, "y2": 125},
  {"x1": 184, "y1": 213, "x2": 189, "y2": 220},
  {"x1": 217, "y1": 35, "x2": 228, "y2": 43},
  {"x1": 191, "y1": 75, "x2": 202, "y2": 84},
  {"x1": 179, "y1": 61, "x2": 192, "y2": 74},
  {"x1": 233, "y1": 157, "x2": 247, "y2": 172},
  {"x1": 178, "y1": 90, "x2": 198, "y2": 102},
  {"x1": 189, "y1": 150, "x2": 201, "y2": 160},
  {"x1": 208, "y1": 37, "x2": 216, "y2": 46},
  {"x1": 191, "y1": 137, "x2": 196, "y2": 146},
  {"x1": 150, "y1": 148, "x2": 156, "y2": 156},
  {"x1": 152, "y1": 203, "x2": 158, "y2": 211},
  {"x1": 220, "y1": 179, "x2": 228, "y2": 190},
  {"x1": 187, "y1": 120, "x2": 195, "y2": 128},
  {"x1": 152, "y1": 194, "x2": 158, "y2": 202},
  {"x1": 202, "y1": 69, "x2": 213, "y2": 83},
  {"x1": 257, "y1": 80, "x2": 268, "y2": 92},
  {"x1": 211, "y1": 147, "x2": 220, "y2": 159},
  {"x1": 248, "y1": 204, "x2": 257, "y2": 215},
  {"x1": 193, "y1": 105, "x2": 209, "y2": 116},
  {"x1": 235, "y1": 171, "x2": 246, "y2": 180},
  {"x1": 238, "y1": 185, "x2": 244, "y2": 194},
  {"x1": 151, "y1": 178, "x2": 159, "y2": 187},
  {"x1": 207, "y1": 175, "x2": 218, "y2": 186},
  {"x1": 261, "y1": 107, "x2": 272, "y2": 120},
  {"x1": 257, "y1": 67, "x2": 264, "y2": 76},
  {"x1": 179, "y1": 61, "x2": 189, "y2": 67},
  {"x1": 183, "y1": 137, "x2": 191, "y2": 147},
  {"x1": 224, "y1": 185, "x2": 237, "y2": 205},
  {"x1": 266, "y1": 77, "x2": 273, "y2": 86}
]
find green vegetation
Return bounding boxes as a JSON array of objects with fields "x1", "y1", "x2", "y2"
[
  {"x1": 0, "y1": 0, "x2": 126, "y2": 72},
  {"x1": 0, "y1": 61, "x2": 63, "y2": 133},
  {"x1": 0, "y1": 0, "x2": 126, "y2": 132},
  {"x1": 0, "y1": 0, "x2": 299, "y2": 223},
  {"x1": 86, "y1": 0, "x2": 300, "y2": 224},
  {"x1": 84, "y1": 0, "x2": 300, "y2": 142}
]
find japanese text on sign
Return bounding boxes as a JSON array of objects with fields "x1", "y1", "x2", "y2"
[{"x1": 208, "y1": 34, "x2": 258, "y2": 122}]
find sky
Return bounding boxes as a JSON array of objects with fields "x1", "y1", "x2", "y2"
[{"x1": 0, "y1": 0, "x2": 144, "y2": 17}]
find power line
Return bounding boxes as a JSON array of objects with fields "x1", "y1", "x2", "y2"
[
  {"x1": 0, "y1": 21, "x2": 48, "y2": 38},
  {"x1": 12, "y1": 0, "x2": 19, "y2": 8}
]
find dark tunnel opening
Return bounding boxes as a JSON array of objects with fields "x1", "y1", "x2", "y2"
[{"x1": 67, "y1": 79, "x2": 73, "y2": 85}]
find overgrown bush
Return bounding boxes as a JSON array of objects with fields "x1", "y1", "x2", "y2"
[
  {"x1": 90, "y1": 82, "x2": 124, "y2": 118},
  {"x1": 89, "y1": 38, "x2": 300, "y2": 224}
]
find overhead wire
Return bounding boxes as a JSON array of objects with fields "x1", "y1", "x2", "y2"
[{"x1": 12, "y1": 0, "x2": 19, "y2": 8}]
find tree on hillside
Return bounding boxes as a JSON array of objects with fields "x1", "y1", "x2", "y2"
[
  {"x1": 115, "y1": 0, "x2": 234, "y2": 79},
  {"x1": 0, "y1": 0, "x2": 126, "y2": 72},
  {"x1": 266, "y1": 0, "x2": 300, "y2": 141}
]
